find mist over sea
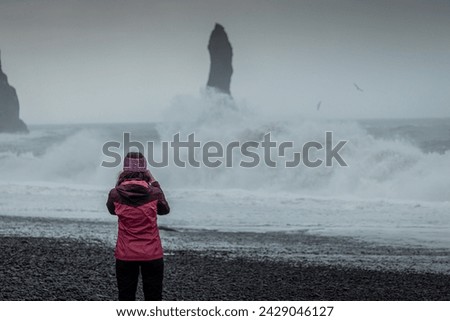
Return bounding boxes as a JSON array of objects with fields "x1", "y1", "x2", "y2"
[{"x1": 0, "y1": 98, "x2": 449, "y2": 248}]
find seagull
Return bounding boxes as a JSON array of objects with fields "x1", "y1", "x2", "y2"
[
  {"x1": 353, "y1": 83, "x2": 364, "y2": 92},
  {"x1": 316, "y1": 101, "x2": 322, "y2": 111}
]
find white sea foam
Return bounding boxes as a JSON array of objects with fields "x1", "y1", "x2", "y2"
[
  {"x1": 156, "y1": 92, "x2": 450, "y2": 202},
  {"x1": 0, "y1": 93, "x2": 449, "y2": 247},
  {"x1": 1, "y1": 93, "x2": 449, "y2": 202}
]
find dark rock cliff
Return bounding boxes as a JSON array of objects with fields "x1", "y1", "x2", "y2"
[{"x1": 0, "y1": 51, "x2": 28, "y2": 133}]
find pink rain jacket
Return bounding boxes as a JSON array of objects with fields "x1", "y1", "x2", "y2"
[{"x1": 107, "y1": 179, "x2": 170, "y2": 261}]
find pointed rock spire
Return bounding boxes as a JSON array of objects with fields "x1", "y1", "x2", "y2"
[{"x1": 206, "y1": 23, "x2": 233, "y2": 95}]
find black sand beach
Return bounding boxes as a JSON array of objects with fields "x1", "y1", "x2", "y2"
[{"x1": 1, "y1": 233, "x2": 449, "y2": 301}]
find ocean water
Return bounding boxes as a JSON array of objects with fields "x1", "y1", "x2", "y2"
[{"x1": 0, "y1": 96, "x2": 449, "y2": 248}]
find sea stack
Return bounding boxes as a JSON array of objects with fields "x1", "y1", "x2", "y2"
[
  {"x1": 0, "y1": 51, "x2": 28, "y2": 133},
  {"x1": 206, "y1": 23, "x2": 233, "y2": 95}
]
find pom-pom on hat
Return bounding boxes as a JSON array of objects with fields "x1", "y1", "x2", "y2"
[{"x1": 123, "y1": 152, "x2": 147, "y2": 172}]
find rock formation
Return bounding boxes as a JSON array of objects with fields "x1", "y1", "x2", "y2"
[
  {"x1": 206, "y1": 23, "x2": 233, "y2": 95},
  {"x1": 0, "y1": 51, "x2": 28, "y2": 133}
]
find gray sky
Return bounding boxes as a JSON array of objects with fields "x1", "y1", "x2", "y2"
[{"x1": 0, "y1": 0, "x2": 449, "y2": 124}]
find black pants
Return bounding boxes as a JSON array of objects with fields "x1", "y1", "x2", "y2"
[{"x1": 116, "y1": 258, "x2": 164, "y2": 301}]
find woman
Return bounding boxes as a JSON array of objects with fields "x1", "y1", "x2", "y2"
[{"x1": 106, "y1": 152, "x2": 170, "y2": 301}]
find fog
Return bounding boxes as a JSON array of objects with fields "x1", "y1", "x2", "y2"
[{"x1": 0, "y1": 0, "x2": 449, "y2": 124}]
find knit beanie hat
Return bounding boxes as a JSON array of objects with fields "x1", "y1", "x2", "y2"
[{"x1": 123, "y1": 152, "x2": 147, "y2": 172}]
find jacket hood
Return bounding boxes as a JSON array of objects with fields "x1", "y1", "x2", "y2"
[{"x1": 116, "y1": 180, "x2": 152, "y2": 206}]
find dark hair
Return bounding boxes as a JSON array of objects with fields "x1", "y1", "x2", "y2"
[{"x1": 116, "y1": 170, "x2": 151, "y2": 186}]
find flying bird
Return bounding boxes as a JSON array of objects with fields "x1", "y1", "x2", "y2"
[
  {"x1": 353, "y1": 83, "x2": 364, "y2": 92},
  {"x1": 316, "y1": 101, "x2": 322, "y2": 111}
]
